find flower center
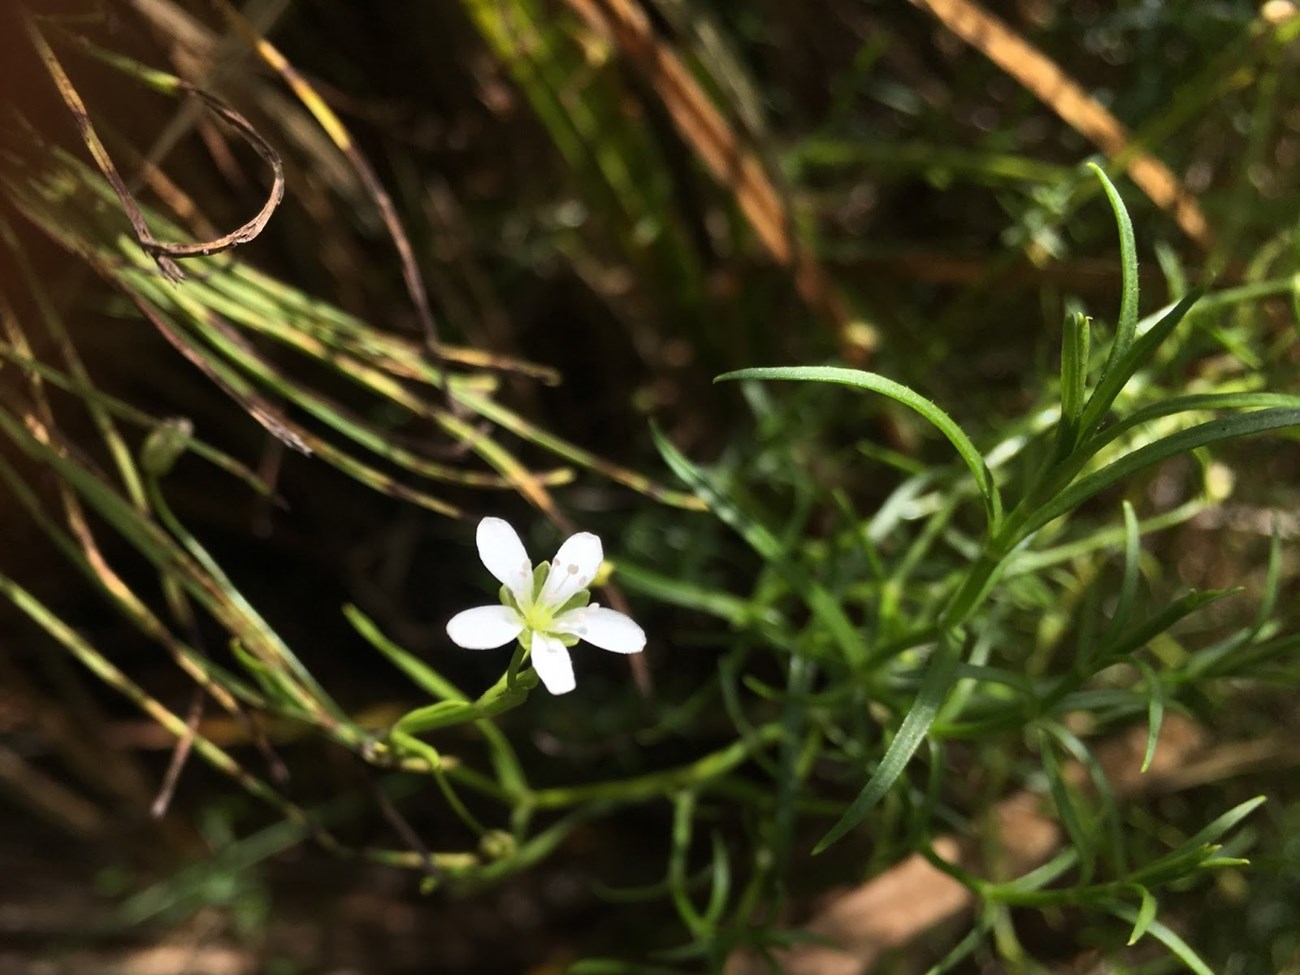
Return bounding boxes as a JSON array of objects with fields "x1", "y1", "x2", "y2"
[{"x1": 522, "y1": 601, "x2": 558, "y2": 633}]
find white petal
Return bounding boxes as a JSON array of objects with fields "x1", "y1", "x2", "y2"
[
  {"x1": 446, "y1": 605, "x2": 524, "y2": 649},
  {"x1": 539, "y1": 531, "x2": 602, "y2": 607},
  {"x1": 555, "y1": 605, "x2": 645, "y2": 654},
  {"x1": 476, "y1": 517, "x2": 533, "y2": 603},
  {"x1": 531, "y1": 633, "x2": 576, "y2": 694}
]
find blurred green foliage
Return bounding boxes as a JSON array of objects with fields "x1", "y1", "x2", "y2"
[{"x1": 1, "y1": 2, "x2": 1299, "y2": 973}]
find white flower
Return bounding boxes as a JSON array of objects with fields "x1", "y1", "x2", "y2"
[{"x1": 445, "y1": 517, "x2": 646, "y2": 695}]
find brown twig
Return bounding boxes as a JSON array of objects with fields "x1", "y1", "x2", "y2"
[{"x1": 151, "y1": 684, "x2": 205, "y2": 818}]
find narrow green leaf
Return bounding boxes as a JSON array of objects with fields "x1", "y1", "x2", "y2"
[
  {"x1": 1251, "y1": 522, "x2": 1283, "y2": 637},
  {"x1": 1021, "y1": 408, "x2": 1300, "y2": 540},
  {"x1": 716, "y1": 366, "x2": 1002, "y2": 533},
  {"x1": 1047, "y1": 722, "x2": 1127, "y2": 876},
  {"x1": 923, "y1": 919, "x2": 990, "y2": 975},
  {"x1": 1059, "y1": 311, "x2": 1091, "y2": 444},
  {"x1": 1181, "y1": 795, "x2": 1267, "y2": 850},
  {"x1": 1134, "y1": 658, "x2": 1166, "y2": 774},
  {"x1": 701, "y1": 831, "x2": 732, "y2": 928},
  {"x1": 615, "y1": 562, "x2": 779, "y2": 628},
  {"x1": 230, "y1": 641, "x2": 297, "y2": 708},
  {"x1": 1088, "y1": 391, "x2": 1300, "y2": 455},
  {"x1": 1155, "y1": 240, "x2": 1189, "y2": 300},
  {"x1": 668, "y1": 790, "x2": 705, "y2": 936},
  {"x1": 814, "y1": 634, "x2": 962, "y2": 853},
  {"x1": 990, "y1": 848, "x2": 1079, "y2": 897},
  {"x1": 345, "y1": 604, "x2": 467, "y2": 702},
  {"x1": 1096, "y1": 589, "x2": 1234, "y2": 668},
  {"x1": 1103, "y1": 500, "x2": 1142, "y2": 648},
  {"x1": 1102, "y1": 901, "x2": 1215, "y2": 975},
  {"x1": 1077, "y1": 291, "x2": 1200, "y2": 439},
  {"x1": 1038, "y1": 725, "x2": 1097, "y2": 883},
  {"x1": 0, "y1": 573, "x2": 331, "y2": 846},
  {"x1": 1199, "y1": 856, "x2": 1251, "y2": 869},
  {"x1": 1127, "y1": 885, "x2": 1159, "y2": 946},
  {"x1": 1088, "y1": 163, "x2": 1140, "y2": 372},
  {"x1": 651, "y1": 424, "x2": 864, "y2": 666}
]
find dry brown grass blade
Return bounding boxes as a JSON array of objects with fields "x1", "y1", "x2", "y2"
[
  {"x1": 909, "y1": 0, "x2": 1212, "y2": 248},
  {"x1": 135, "y1": 81, "x2": 285, "y2": 257},
  {"x1": 22, "y1": 15, "x2": 285, "y2": 276},
  {"x1": 207, "y1": 0, "x2": 452, "y2": 397},
  {"x1": 561, "y1": 0, "x2": 859, "y2": 343},
  {"x1": 116, "y1": 279, "x2": 313, "y2": 457}
]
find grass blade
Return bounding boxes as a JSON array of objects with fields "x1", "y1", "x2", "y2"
[
  {"x1": 814, "y1": 633, "x2": 962, "y2": 853},
  {"x1": 718, "y1": 366, "x2": 1002, "y2": 533}
]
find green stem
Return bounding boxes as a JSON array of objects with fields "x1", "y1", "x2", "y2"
[{"x1": 530, "y1": 724, "x2": 783, "y2": 809}]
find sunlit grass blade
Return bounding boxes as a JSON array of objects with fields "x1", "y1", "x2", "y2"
[
  {"x1": 0, "y1": 405, "x2": 342, "y2": 724},
  {"x1": 718, "y1": 366, "x2": 1003, "y2": 533},
  {"x1": 0, "y1": 216, "x2": 149, "y2": 509},
  {"x1": 0, "y1": 448, "x2": 263, "y2": 711},
  {"x1": 456, "y1": 387, "x2": 705, "y2": 509},
  {"x1": 0, "y1": 344, "x2": 274, "y2": 495},
  {"x1": 6, "y1": 142, "x2": 691, "y2": 519},
  {"x1": 222, "y1": 262, "x2": 560, "y2": 383}
]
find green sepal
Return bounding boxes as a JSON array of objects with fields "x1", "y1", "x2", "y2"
[
  {"x1": 532, "y1": 561, "x2": 551, "y2": 601},
  {"x1": 557, "y1": 588, "x2": 592, "y2": 614}
]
